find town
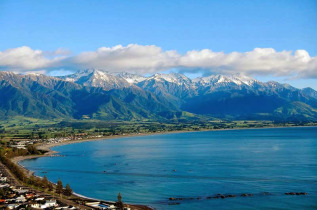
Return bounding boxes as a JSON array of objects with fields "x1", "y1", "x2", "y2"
[{"x1": 0, "y1": 160, "x2": 143, "y2": 209}]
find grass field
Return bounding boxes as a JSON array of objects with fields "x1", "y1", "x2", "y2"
[{"x1": 1, "y1": 116, "x2": 316, "y2": 143}]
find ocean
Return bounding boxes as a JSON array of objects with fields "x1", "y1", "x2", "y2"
[{"x1": 20, "y1": 127, "x2": 317, "y2": 209}]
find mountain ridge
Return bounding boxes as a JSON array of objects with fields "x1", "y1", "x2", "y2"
[{"x1": 1, "y1": 69, "x2": 317, "y2": 122}]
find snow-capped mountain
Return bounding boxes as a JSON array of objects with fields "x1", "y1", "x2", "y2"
[
  {"x1": 61, "y1": 69, "x2": 265, "y2": 91},
  {"x1": 59, "y1": 69, "x2": 317, "y2": 103},
  {"x1": 60, "y1": 69, "x2": 132, "y2": 90},
  {"x1": 115, "y1": 72, "x2": 147, "y2": 84},
  {"x1": 149, "y1": 73, "x2": 194, "y2": 86},
  {"x1": 1, "y1": 70, "x2": 317, "y2": 121},
  {"x1": 137, "y1": 73, "x2": 197, "y2": 100},
  {"x1": 193, "y1": 74, "x2": 259, "y2": 87}
]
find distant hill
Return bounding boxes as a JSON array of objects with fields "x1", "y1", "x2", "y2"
[{"x1": 1, "y1": 70, "x2": 317, "y2": 122}]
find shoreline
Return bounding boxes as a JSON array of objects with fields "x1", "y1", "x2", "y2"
[
  {"x1": 12, "y1": 124, "x2": 317, "y2": 165},
  {"x1": 9, "y1": 124, "x2": 316, "y2": 209},
  {"x1": 11, "y1": 129, "x2": 193, "y2": 165}
]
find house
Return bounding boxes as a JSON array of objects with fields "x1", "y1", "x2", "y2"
[
  {"x1": 16, "y1": 195, "x2": 26, "y2": 203},
  {"x1": 86, "y1": 201, "x2": 100, "y2": 208},
  {"x1": 31, "y1": 203, "x2": 41, "y2": 209},
  {"x1": 8, "y1": 193, "x2": 17, "y2": 198},
  {"x1": 0, "y1": 177, "x2": 7, "y2": 182},
  {"x1": 26, "y1": 193, "x2": 35, "y2": 199},
  {"x1": 0, "y1": 183, "x2": 9, "y2": 188},
  {"x1": 14, "y1": 188, "x2": 29, "y2": 194},
  {"x1": 107, "y1": 204, "x2": 116, "y2": 209},
  {"x1": 7, "y1": 204, "x2": 20, "y2": 209},
  {"x1": 44, "y1": 199, "x2": 58, "y2": 207},
  {"x1": 55, "y1": 205, "x2": 77, "y2": 209}
]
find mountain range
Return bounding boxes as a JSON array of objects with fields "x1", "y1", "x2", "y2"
[{"x1": 1, "y1": 69, "x2": 317, "y2": 122}]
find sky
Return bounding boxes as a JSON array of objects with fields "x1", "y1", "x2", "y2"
[{"x1": 0, "y1": 0, "x2": 316, "y2": 89}]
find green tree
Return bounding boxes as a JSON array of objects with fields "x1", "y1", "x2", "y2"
[
  {"x1": 63, "y1": 183, "x2": 73, "y2": 196},
  {"x1": 48, "y1": 182, "x2": 54, "y2": 191},
  {"x1": 42, "y1": 175, "x2": 49, "y2": 188},
  {"x1": 27, "y1": 145, "x2": 40, "y2": 155},
  {"x1": 56, "y1": 179, "x2": 63, "y2": 194}
]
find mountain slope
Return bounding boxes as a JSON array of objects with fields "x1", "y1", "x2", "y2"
[
  {"x1": 60, "y1": 69, "x2": 132, "y2": 90},
  {"x1": 0, "y1": 72, "x2": 178, "y2": 120},
  {"x1": 1, "y1": 70, "x2": 316, "y2": 121},
  {"x1": 301, "y1": 87, "x2": 317, "y2": 99}
]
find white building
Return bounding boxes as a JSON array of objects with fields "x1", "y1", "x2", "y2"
[
  {"x1": 7, "y1": 204, "x2": 20, "y2": 209},
  {"x1": 0, "y1": 183, "x2": 9, "y2": 188},
  {"x1": 15, "y1": 195, "x2": 26, "y2": 203},
  {"x1": 31, "y1": 203, "x2": 41, "y2": 209},
  {"x1": 14, "y1": 188, "x2": 29, "y2": 194},
  {"x1": 44, "y1": 199, "x2": 58, "y2": 207},
  {"x1": 0, "y1": 177, "x2": 7, "y2": 182}
]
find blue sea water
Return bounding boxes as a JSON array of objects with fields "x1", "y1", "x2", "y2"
[{"x1": 21, "y1": 127, "x2": 317, "y2": 209}]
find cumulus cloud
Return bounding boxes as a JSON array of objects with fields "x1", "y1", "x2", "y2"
[
  {"x1": 0, "y1": 45, "x2": 316, "y2": 78},
  {"x1": 0, "y1": 46, "x2": 66, "y2": 73},
  {"x1": 178, "y1": 48, "x2": 317, "y2": 78},
  {"x1": 69, "y1": 44, "x2": 180, "y2": 74}
]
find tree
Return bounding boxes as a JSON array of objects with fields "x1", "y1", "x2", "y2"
[
  {"x1": 0, "y1": 188, "x2": 5, "y2": 199},
  {"x1": 63, "y1": 183, "x2": 73, "y2": 196},
  {"x1": 116, "y1": 193, "x2": 124, "y2": 210},
  {"x1": 56, "y1": 179, "x2": 63, "y2": 194},
  {"x1": 48, "y1": 182, "x2": 54, "y2": 191},
  {"x1": 42, "y1": 175, "x2": 49, "y2": 188},
  {"x1": 27, "y1": 145, "x2": 40, "y2": 155}
]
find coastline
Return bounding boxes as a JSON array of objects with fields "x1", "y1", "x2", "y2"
[
  {"x1": 9, "y1": 125, "x2": 316, "y2": 209},
  {"x1": 11, "y1": 129, "x2": 191, "y2": 165},
  {"x1": 11, "y1": 124, "x2": 317, "y2": 165}
]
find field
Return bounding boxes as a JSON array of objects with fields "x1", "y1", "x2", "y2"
[{"x1": 1, "y1": 116, "x2": 316, "y2": 143}]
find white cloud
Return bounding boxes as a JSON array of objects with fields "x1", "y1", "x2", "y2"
[
  {"x1": 70, "y1": 44, "x2": 180, "y2": 74},
  {"x1": 0, "y1": 45, "x2": 316, "y2": 78},
  {"x1": 178, "y1": 48, "x2": 317, "y2": 78},
  {"x1": 0, "y1": 46, "x2": 66, "y2": 72}
]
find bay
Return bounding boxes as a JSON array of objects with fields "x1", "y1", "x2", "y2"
[{"x1": 20, "y1": 127, "x2": 317, "y2": 209}]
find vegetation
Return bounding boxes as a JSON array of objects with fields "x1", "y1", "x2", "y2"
[
  {"x1": 64, "y1": 183, "x2": 73, "y2": 196},
  {"x1": 0, "y1": 116, "x2": 315, "y2": 205},
  {"x1": 1, "y1": 71, "x2": 317, "y2": 122},
  {"x1": 56, "y1": 179, "x2": 63, "y2": 195},
  {"x1": 42, "y1": 175, "x2": 49, "y2": 188},
  {"x1": 1, "y1": 117, "x2": 316, "y2": 143},
  {"x1": 116, "y1": 193, "x2": 124, "y2": 210},
  {"x1": 0, "y1": 146, "x2": 72, "y2": 198}
]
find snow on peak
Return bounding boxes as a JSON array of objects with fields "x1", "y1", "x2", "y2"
[
  {"x1": 60, "y1": 69, "x2": 131, "y2": 90},
  {"x1": 150, "y1": 73, "x2": 192, "y2": 85},
  {"x1": 194, "y1": 73, "x2": 258, "y2": 87},
  {"x1": 115, "y1": 72, "x2": 147, "y2": 84}
]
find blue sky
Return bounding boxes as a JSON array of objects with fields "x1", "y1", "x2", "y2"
[{"x1": 0, "y1": 0, "x2": 316, "y2": 88}]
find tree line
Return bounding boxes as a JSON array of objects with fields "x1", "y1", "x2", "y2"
[{"x1": 0, "y1": 147, "x2": 72, "y2": 197}]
